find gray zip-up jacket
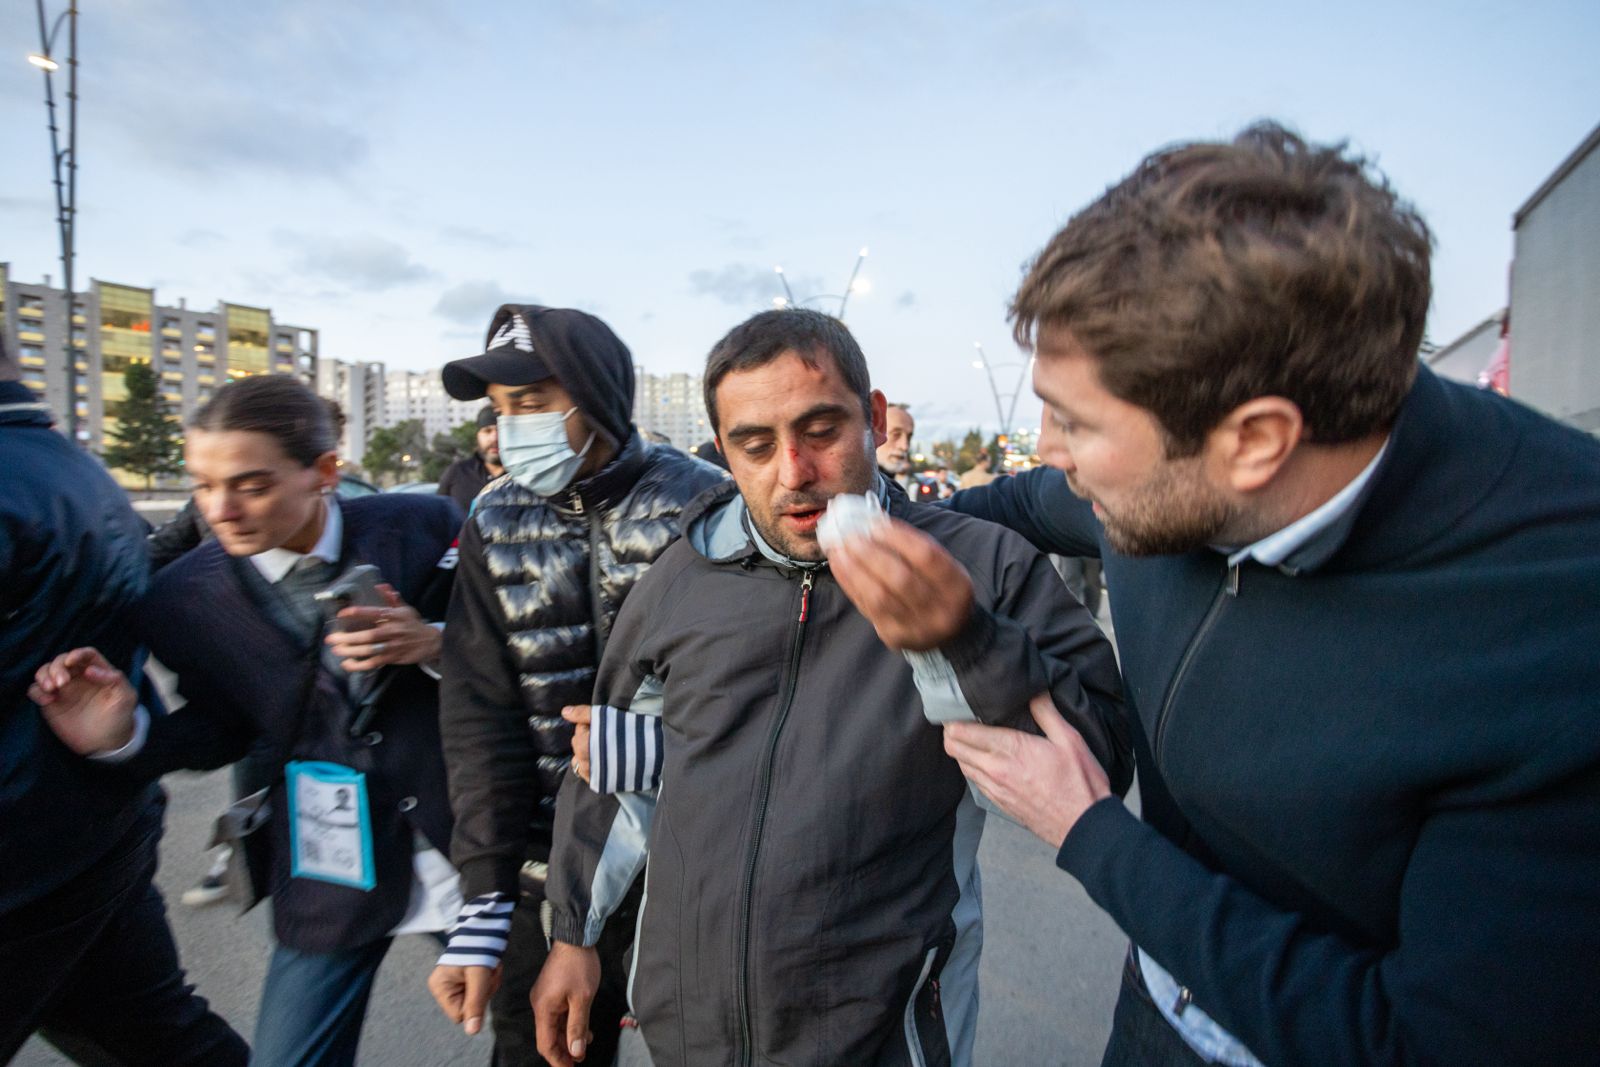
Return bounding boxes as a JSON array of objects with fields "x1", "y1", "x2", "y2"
[{"x1": 546, "y1": 478, "x2": 1130, "y2": 1067}]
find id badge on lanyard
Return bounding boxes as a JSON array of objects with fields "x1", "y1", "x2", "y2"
[{"x1": 286, "y1": 760, "x2": 377, "y2": 891}]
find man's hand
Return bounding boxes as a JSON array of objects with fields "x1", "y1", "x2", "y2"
[
  {"x1": 427, "y1": 963, "x2": 501, "y2": 1036},
  {"x1": 943, "y1": 691, "x2": 1112, "y2": 849},
  {"x1": 561, "y1": 705, "x2": 593, "y2": 783},
  {"x1": 28, "y1": 647, "x2": 138, "y2": 755},
  {"x1": 324, "y1": 583, "x2": 442, "y2": 672},
  {"x1": 532, "y1": 941, "x2": 600, "y2": 1066},
  {"x1": 827, "y1": 518, "x2": 975, "y2": 650}
]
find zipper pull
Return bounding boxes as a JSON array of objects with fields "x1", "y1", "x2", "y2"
[
  {"x1": 1173, "y1": 986, "x2": 1193, "y2": 1017},
  {"x1": 798, "y1": 571, "x2": 814, "y2": 623},
  {"x1": 570, "y1": 491, "x2": 584, "y2": 514},
  {"x1": 1226, "y1": 563, "x2": 1240, "y2": 597}
]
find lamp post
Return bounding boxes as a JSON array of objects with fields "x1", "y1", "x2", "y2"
[
  {"x1": 971, "y1": 341, "x2": 1033, "y2": 448},
  {"x1": 30, "y1": 0, "x2": 80, "y2": 444},
  {"x1": 771, "y1": 247, "x2": 870, "y2": 319}
]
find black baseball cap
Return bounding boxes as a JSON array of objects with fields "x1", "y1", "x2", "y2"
[
  {"x1": 475, "y1": 405, "x2": 497, "y2": 429},
  {"x1": 441, "y1": 312, "x2": 554, "y2": 400}
]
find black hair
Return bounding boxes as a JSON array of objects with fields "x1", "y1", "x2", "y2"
[
  {"x1": 702, "y1": 308, "x2": 872, "y2": 432},
  {"x1": 191, "y1": 375, "x2": 335, "y2": 466}
]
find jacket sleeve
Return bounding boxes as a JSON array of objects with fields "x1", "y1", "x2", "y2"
[
  {"x1": 110, "y1": 625, "x2": 263, "y2": 781},
  {"x1": 440, "y1": 515, "x2": 542, "y2": 900},
  {"x1": 921, "y1": 527, "x2": 1132, "y2": 795},
  {"x1": 945, "y1": 466, "x2": 1103, "y2": 559},
  {"x1": 546, "y1": 564, "x2": 678, "y2": 948},
  {"x1": 1060, "y1": 727, "x2": 1600, "y2": 1067},
  {"x1": 146, "y1": 498, "x2": 204, "y2": 573}
]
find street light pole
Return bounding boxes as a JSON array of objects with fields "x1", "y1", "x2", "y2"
[
  {"x1": 971, "y1": 342, "x2": 1031, "y2": 439},
  {"x1": 31, "y1": 0, "x2": 80, "y2": 444},
  {"x1": 771, "y1": 247, "x2": 870, "y2": 320}
]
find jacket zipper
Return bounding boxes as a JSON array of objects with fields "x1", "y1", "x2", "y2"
[
  {"x1": 571, "y1": 491, "x2": 609, "y2": 663},
  {"x1": 1152, "y1": 561, "x2": 1239, "y2": 765},
  {"x1": 735, "y1": 568, "x2": 814, "y2": 1067}
]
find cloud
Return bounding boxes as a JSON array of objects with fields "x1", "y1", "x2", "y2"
[
  {"x1": 433, "y1": 281, "x2": 534, "y2": 325},
  {"x1": 0, "y1": 195, "x2": 53, "y2": 215},
  {"x1": 281, "y1": 232, "x2": 434, "y2": 292},
  {"x1": 179, "y1": 228, "x2": 227, "y2": 248},
  {"x1": 689, "y1": 263, "x2": 822, "y2": 308},
  {"x1": 437, "y1": 224, "x2": 509, "y2": 248},
  {"x1": 896, "y1": 290, "x2": 917, "y2": 308}
]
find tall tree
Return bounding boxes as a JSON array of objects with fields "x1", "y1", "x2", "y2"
[
  {"x1": 101, "y1": 361, "x2": 183, "y2": 489},
  {"x1": 421, "y1": 418, "x2": 480, "y2": 481},
  {"x1": 363, "y1": 419, "x2": 429, "y2": 486}
]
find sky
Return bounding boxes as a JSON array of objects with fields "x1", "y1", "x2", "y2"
[{"x1": 2, "y1": 0, "x2": 1597, "y2": 443}]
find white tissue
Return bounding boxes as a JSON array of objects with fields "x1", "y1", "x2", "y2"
[{"x1": 816, "y1": 492, "x2": 888, "y2": 557}]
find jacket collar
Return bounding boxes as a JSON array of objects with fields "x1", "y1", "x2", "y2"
[
  {"x1": 556, "y1": 430, "x2": 648, "y2": 514},
  {"x1": 0, "y1": 382, "x2": 54, "y2": 428},
  {"x1": 1317, "y1": 364, "x2": 1521, "y2": 574}
]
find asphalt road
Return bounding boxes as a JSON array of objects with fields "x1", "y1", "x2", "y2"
[{"x1": 19, "y1": 602, "x2": 1129, "y2": 1067}]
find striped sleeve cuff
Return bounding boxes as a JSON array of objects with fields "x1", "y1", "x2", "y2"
[
  {"x1": 436, "y1": 892, "x2": 515, "y2": 969},
  {"x1": 589, "y1": 705, "x2": 664, "y2": 795}
]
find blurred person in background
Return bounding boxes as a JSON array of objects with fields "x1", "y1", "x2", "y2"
[
  {"x1": 2, "y1": 334, "x2": 247, "y2": 1065},
  {"x1": 438, "y1": 405, "x2": 506, "y2": 514}
]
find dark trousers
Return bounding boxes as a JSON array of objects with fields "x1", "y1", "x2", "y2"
[
  {"x1": 1100, "y1": 949, "x2": 1208, "y2": 1067},
  {"x1": 490, "y1": 874, "x2": 642, "y2": 1067},
  {"x1": 0, "y1": 806, "x2": 248, "y2": 1066}
]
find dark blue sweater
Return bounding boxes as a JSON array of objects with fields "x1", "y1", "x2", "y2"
[{"x1": 950, "y1": 366, "x2": 1600, "y2": 1066}]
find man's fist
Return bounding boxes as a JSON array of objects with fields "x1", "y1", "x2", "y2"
[
  {"x1": 532, "y1": 941, "x2": 601, "y2": 1065},
  {"x1": 561, "y1": 705, "x2": 593, "y2": 783},
  {"x1": 29, "y1": 647, "x2": 138, "y2": 755},
  {"x1": 427, "y1": 963, "x2": 501, "y2": 1036}
]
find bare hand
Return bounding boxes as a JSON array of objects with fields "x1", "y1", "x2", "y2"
[
  {"x1": 28, "y1": 647, "x2": 138, "y2": 755},
  {"x1": 324, "y1": 584, "x2": 441, "y2": 671},
  {"x1": 560, "y1": 705, "x2": 593, "y2": 783},
  {"x1": 532, "y1": 941, "x2": 600, "y2": 1065},
  {"x1": 427, "y1": 963, "x2": 501, "y2": 1036},
  {"x1": 943, "y1": 691, "x2": 1111, "y2": 849},
  {"x1": 827, "y1": 518, "x2": 975, "y2": 651}
]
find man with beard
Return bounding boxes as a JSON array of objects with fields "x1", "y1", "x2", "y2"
[
  {"x1": 875, "y1": 400, "x2": 916, "y2": 490},
  {"x1": 865, "y1": 123, "x2": 1600, "y2": 1066},
  {"x1": 437, "y1": 405, "x2": 504, "y2": 513},
  {"x1": 530, "y1": 308, "x2": 1130, "y2": 1066}
]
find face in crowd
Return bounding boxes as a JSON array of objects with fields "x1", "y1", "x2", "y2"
[
  {"x1": 1032, "y1": 329, "x2": 1233, "y2": 557},
  {"x1": 876, "y1": 404, "x2": 914, "y2": 473},
  {"x1": 715, "y1": 348, "x2": 886, "y2": 562},
  {"x1": 477, "y1": 421, "x2": 500, "y2": 465},
  {"x1": 486, "y1": 377, "x2": 608, "y2": 482},
  {"x1": 186, "y1": 429, "x2": 338, "y2": 558}
]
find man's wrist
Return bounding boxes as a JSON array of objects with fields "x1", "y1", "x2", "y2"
[
  {"x1": 436, "y1": 892, "x2": 515, "y2": 969},
  {"x1": 89, "y1": 705, "x2": 149, "y2": 763}
]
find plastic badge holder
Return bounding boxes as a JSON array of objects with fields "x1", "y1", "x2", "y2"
[{"x1": 817, "y1": 492, "x2": 888, "y2": 557}]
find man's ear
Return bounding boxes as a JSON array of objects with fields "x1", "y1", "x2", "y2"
[
  {"x1": 314, "y1": 451, "x2": 341, "y2": 492},
  {"x1": 1207, "y1": 397, "x2": 1303, "y2": 494},
  {"x1": 869, "y1": 390, "x2": 888, "y2": 449}
]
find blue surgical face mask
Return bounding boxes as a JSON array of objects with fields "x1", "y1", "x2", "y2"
[{"x1": 498, "y1": 408, "x2": 595, "y2": 497}]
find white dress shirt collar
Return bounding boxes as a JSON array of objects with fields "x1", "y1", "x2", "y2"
[{"x1": 249, "y1": 495, "x2": 343, "y2": 584}]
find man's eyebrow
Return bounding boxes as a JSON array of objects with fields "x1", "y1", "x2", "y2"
[
  {"x1": 791, "y1": 402, "x2": 852, "y2": 426},
  {"x1": 225, "y1": 469, "x2": 277, "y2": 484},
  {"x1": 723, "y1": 422, "x2": 772, "y2": 445},
  {"x1": 506, "y1": 385, "x2": 542, "y2": 399}
]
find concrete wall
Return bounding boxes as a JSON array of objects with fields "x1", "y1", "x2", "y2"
[{"x1": 1511, "y1": 126, "x2": 1600, "y2": 431}]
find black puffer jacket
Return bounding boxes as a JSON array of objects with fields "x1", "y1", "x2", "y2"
[{"x1": 443, "y1": 432, "x2": 727, "y2": 898}]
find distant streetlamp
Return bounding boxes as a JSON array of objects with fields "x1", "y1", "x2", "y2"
[
  {"x1": 31, "y1": 0, "x2": 80, "y2": 443},
  {"x1": 971, "y1": 342, "x2": 1033, "y2": 445},
  {"x1": 771, "y1": 247, "x2": 870, "y2": 319}
]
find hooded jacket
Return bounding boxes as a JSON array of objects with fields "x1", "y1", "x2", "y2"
[
  {"x1": 546, "y1": 478, "x2": 1130, "y2": 1067},
  {"x1": 441, "y1": 306, "x2": 727, "y2": 900}
]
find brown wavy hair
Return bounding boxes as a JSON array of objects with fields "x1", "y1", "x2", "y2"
[{"x1": 1012, "y1": 121, "x2": 1432, "y2": 456}]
